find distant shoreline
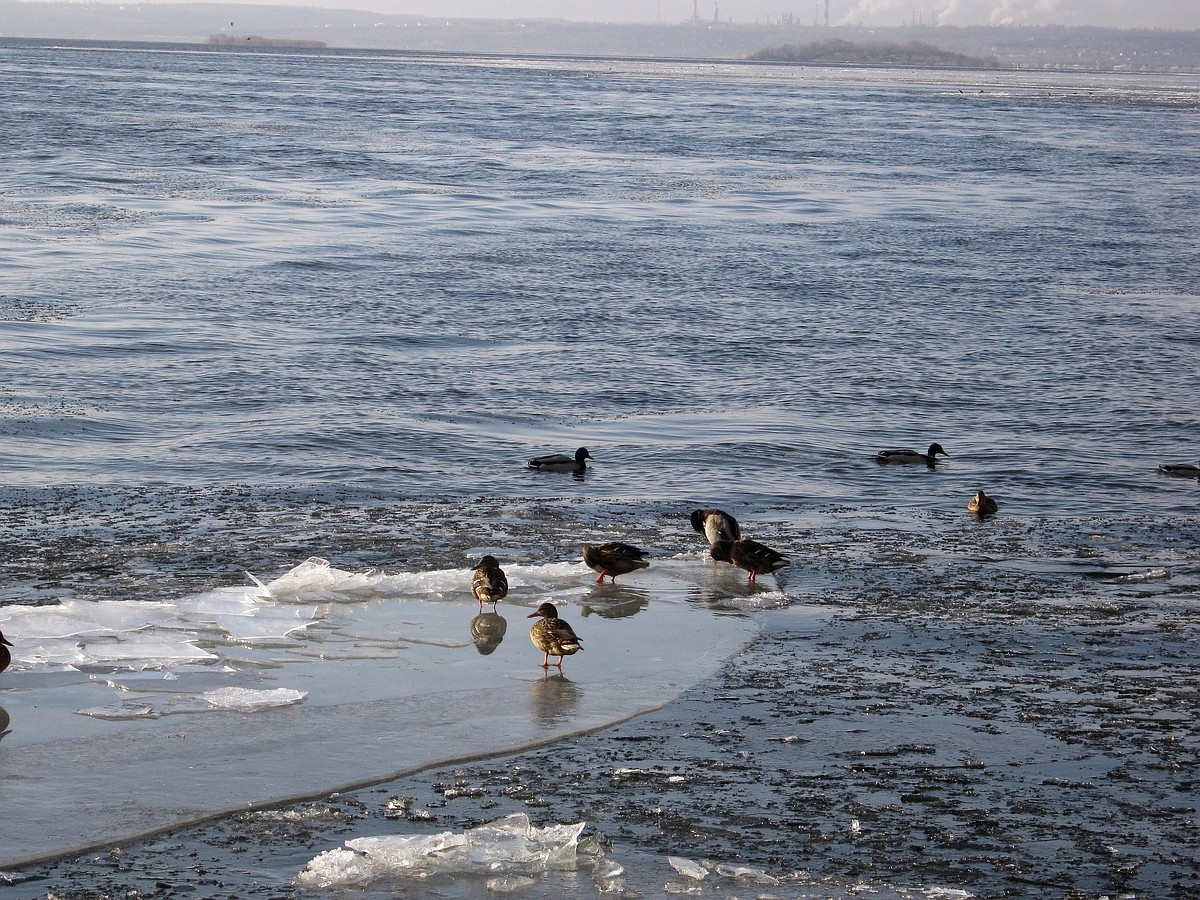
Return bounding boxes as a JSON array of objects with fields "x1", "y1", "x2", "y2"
[
  {"x1": 206, "y1": 33, "x2": 326, "y2": 48},
  {"x1": 0, "y1": 2, "x2": 1197, "y2": 72}
]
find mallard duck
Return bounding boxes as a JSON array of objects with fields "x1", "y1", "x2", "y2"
[
  {"x1": 967, "y1": 490, "x2": 998, "y2": 516},
  {"x1": 0, "y1": 630, "x2": 12, "y2": 673},
  {"x1": 1158, "y1": 463, "x2": 1200, "y2": 478},
  {"x1": 875, "y1": 443, "x2": 948, "y2": 467},
  {"x1": 690, "y1": 508, "x2": 741, "y2": 547},
  {"x1": 583, "y1": 542, "x2": 650, "y2": 584},
  {"x1": 527, "y1": 601, "x2": 583, "y2": 669},
  {"x1": 471, "y1": 555, "x2": 509, "y2": 611},
  {"x1": 527, "y1": 447, "x2": 593, "y2": 473},
  {"x1": 710, "y1": 538, "x2": 789, "y2": 584}
]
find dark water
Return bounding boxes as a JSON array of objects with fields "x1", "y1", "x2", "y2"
[{"x1": 1, "y1": 38, "x2": 1199, "y2": 897}]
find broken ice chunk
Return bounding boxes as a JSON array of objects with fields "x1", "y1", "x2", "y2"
[
  {"x1": 296, "y1": 813, "x2": 587, "y2": 888},
  {"x1": 668, "y1": 855, "x2": 709, "y2": 880},
  {"x1": 201, "y1": 687, "x2": 306, "y2": 711}
]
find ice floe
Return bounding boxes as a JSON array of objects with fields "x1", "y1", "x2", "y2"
[
  {"x1": 0, "y1": 554, "x2": 757, "y2": 869},
  {"x1": 202, "y1": 687, "x2": 307, "y2": 711},
  {"x1": 296, "y1": 813, "x2": 590, "y2": 888}
]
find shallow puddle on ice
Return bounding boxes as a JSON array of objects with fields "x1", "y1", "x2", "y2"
[{"x1": 0, "y1": 555, "x2": 761, "y2": 866}]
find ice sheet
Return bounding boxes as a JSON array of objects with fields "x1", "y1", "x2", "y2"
[{"x1": 0, "y1": 554, "x2": 761, "y2": 866}]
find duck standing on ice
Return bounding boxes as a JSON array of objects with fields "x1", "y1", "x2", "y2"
[
  {"x1": 0, "y1": 630, "x2": 13, "y2": 674},
  {"x1": 471, "y1": 555, "x2": 509, "y2": 612},
  {"x1": 710, "y1": 538, "x2": 790, "y2": 584},
  {"x1": 583, "y1": 542, "x2": 650, "y2": 584},
  {"x1": 690, "y1": 508, "x2": 741, "y2": 552},
  {"x1": 527, "y1": 602, "x2": 583, "y2": 669}
]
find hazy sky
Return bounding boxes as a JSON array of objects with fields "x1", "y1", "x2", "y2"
[{"x1": 49, "y1": 0, "x2": 1200, "y2": 28}]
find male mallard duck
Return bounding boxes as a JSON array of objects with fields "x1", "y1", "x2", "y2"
[
  {"x1": 471, "y1": 555, "x2": 509, "y2": 611},
  {"x1": 1158, "y1": 463, "x2": 1200, "y2": 478},
  {"x1": 0, "y1": 630, "x2": 12, "y2": 673},
  {"x1": 875, "y1": 443, "x2": 948, "y2": 467},
  {"x1": 527, "y1": 447, "x2": 593, "y2": 473},
  {"x1": 967, "y1": 490, "x2": 998, "y2": 516},
  {"x1": 710, "y1": 538, "x2": 789, "y2": 584},
  {"x1": 527, "y1": 601, "x2": 583, "y2": 669},
  {"x1": 690, "y1": 508, "x2": 741, "y2": 547},
  {"x1": 583, "y1": 542, "x2": 650, "y2": 584}
]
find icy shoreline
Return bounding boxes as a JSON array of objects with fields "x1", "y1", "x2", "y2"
[{"x1": 0, "y1": 556, "x2": 759, "y2": 867}]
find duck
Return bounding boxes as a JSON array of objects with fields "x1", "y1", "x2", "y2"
[
  {"x1": 710, "y1": 538, "x2": 790, "y2": 584},
  {"x1": 1158, "y1": 463, "x2": 1200, "y2": 478},
  {"x1": 527, "y1": 447, "x2": 593, "y2": 474},
  {"x1": 527, "y1": 602, "x2": 583, "y2": 669},
  {"x1": 0, "y1": 630, "x2": 12, "y2": 674},
  {"x1": 471, "y1": 555, "x2": 509, "y2": 611},
  {"x1": 583, "y1": 542, "x2": 650, "y2": 584},
  {"x1": 690, "y1": 508, "x2": 741, "y2": 548},
  {"x1": 875, "y1": 443, "x2": 948, "y2": 467},
  {"x1": 967, "y1": 490, "x2": 998, "y2": 516}
]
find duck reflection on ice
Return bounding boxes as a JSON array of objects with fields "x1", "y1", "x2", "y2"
[
  {"x1": 580, "y1": 585, "x2": 650, "y2": 619},
  {"x1": 469, "y1": 611, "x2": 507, "y2": 656},
  {"x1": 529, "y1": 672, "x2": 581, "y2": 724}
]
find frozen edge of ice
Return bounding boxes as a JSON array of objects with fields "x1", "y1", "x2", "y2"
[{"x1": 0, "y1": 670, "x2": 745, "y2": 870}]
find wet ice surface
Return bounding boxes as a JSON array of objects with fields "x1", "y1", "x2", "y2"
[
  {"x1": 0, "y1": 548, "x2": 758, "y2": 867},
  {"x1": 2, "y1": 489, "x2": 1198, "y2": 897}
]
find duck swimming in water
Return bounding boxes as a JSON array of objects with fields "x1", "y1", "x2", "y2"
[
  {"x1": 1158, "y1": 463, "x2": 1200, "y2": 478},
  {"x1": 527, "y1": 447, "x2": 593, "y2": 474},
  {"x1": 710, "y1": 538, "x2": 790, "y2": 584},
  {"x1": 471, "y1": 555, "x2": 509, "y2": 612},
  {"x1": 0, "y1": 630, "x2": 13, "y2": 674},
  {"x1": 583, "y1": 542, "x2": 650, "y2": 584},
  {"x1": 967, "y1": 490, "x2": 998, "y2": 517},
  {"x1": 876, "y1": 443, "x2": 948, "y2": 467},
  {"x1": 690, "y1": 508, "x2": 741, "y2": 549},
  {"x1": 527, "y1": 601, "x2": 583, "y2": 669}
]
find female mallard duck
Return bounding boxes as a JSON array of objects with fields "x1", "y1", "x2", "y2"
[
  {"x1": 583, "y1": 542, "x2": 650, "y2": 584},
  {"x1": 967, "y1": 490, "x2": 998, "y2": 516},
  {"x1": 0, "y1": 630, "x2": 13, "y2": 673},
  {"x1": 710, "y1": 538, "x2": 789, "y2": 584},
  {"x1": 471, "y1": 555, "x2": 509, "y2": 611},
  {"x1": 875, "y1": 443, "x2": 948, "y2": 467},
  {"x1": 1158, "y1": 463, "x2": 1200, "y2": 478},
  {"x1": 527, "y1": 601, "x2": 583, "y2": 669},
  {"x1": 527, "y1": 447, "x2": 593, "y2": 474},
  {"x1": 690, "y1": 508, "x2": 741, "y2": 548}
]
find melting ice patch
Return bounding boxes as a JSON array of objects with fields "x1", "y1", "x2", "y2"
[
  {"x1": 202, "y1": 687, "x2": 307, "y2": 711},
  {"x1": 0, "y1": 553, "x2": 761, "y2": 869},
  {"x1": 296, "y1": 814, "x2": 590, "y2": 888}
]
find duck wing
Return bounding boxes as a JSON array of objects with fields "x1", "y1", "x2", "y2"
[
  {"x1": 472, "y1": 566, "x2": 508, "y2": 602},
  {"x1": 528, "y1": 452, "x2": 574, "y2": 467},
  {"x1": 596, "y1": 541, "x2": 649, "y2": 560}
]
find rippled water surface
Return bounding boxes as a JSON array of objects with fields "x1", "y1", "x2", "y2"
[{"x1": 1, "y1": 38, "x2": 1199, "y2": 897}]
